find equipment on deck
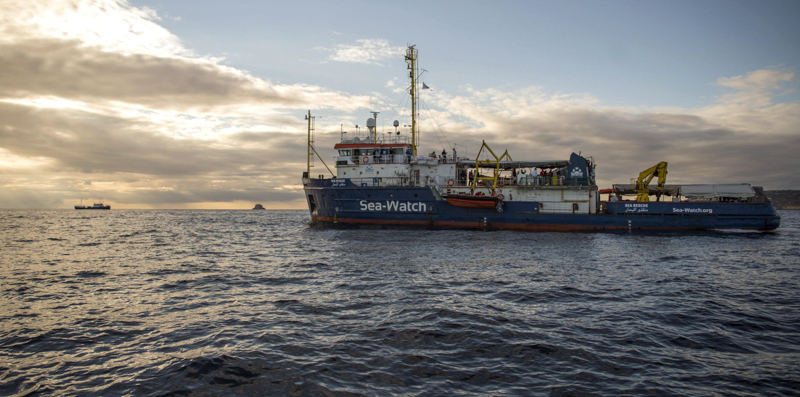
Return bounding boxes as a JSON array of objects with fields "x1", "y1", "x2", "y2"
[
  {"x1": 635, "y1": 162, "x2": 668, "y2": 202},
  {"x1": 471, "y1": 140, "x2": 512, "y2": 195}
]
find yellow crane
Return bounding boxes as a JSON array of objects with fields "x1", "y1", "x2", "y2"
[
  {"x1": 636, "y1": 162, "x2": 668, "y2": 202},
  {"x1": 471, "y1": 140, "x2": 512, "y2": 195}
]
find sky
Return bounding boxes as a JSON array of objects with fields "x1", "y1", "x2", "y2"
[{"x1": 1, "y1": 0, "x2": 798, "y2": 209}]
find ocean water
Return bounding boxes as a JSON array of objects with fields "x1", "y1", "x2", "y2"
[{"x1": 1, "y1": 209, "x2": 799, "y2": 396}]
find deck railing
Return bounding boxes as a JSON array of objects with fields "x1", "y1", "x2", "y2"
[
  {"x1": 334, "y1": 155, "x2": 467, "y2": 166},
  {"x1": 334, "y1": 176, "x2": 458, "y2": 188},
  {"x1": 330, "y1": 175, "x2": 595, "y2": 188},
  {"x1": 515, "y1": 176, "x2": 595, "y2": 187}
]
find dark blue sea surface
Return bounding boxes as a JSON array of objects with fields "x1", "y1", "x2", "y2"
[{"x1": 1, "y1": 209, "x2": 799, "y2": 396}]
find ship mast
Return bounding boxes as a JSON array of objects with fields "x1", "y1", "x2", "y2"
[
  {"x1": 304, "y1": 110, "x2": 335, "y2": 178},
  {"x1": 405, "y1": 45, "x2": 419, "y2": 156},
  {"x1": 306, "y1": 110, "x2": 313, "y2": 176}
]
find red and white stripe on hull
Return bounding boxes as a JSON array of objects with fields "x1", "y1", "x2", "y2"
[{"x1": 312, "y1": 216, "x2": 777, "y2": 232}]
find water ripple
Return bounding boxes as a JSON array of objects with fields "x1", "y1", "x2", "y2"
[{"x1": 0, "y1": 209, "x2": 798, "y2": 396}]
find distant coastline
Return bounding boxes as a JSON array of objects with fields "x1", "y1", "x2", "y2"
[{"x1": 766, "y1": 190, "x2": 800, "y2": 210}]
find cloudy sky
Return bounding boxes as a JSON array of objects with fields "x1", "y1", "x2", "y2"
[{"x1": 1, "y1": 0, "x2": 798, "y2": 209}]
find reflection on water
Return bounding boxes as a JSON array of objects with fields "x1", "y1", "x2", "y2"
[{"x1": 1, "y1": 210, "x2": 799, "y2": 396}]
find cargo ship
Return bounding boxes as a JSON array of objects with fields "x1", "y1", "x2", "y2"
[
  {"x1": 301, "y1": 46, "x2": 780, "y2": 231},
  {"x1": 75, "y1": 201, "x2": 110, "y2": 210}
]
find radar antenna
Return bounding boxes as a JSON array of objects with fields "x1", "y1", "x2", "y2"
[{"x1": 368, "y1": 111, "x2": 380, "y2": 143}]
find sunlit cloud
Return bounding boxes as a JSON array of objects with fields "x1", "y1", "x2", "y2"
[
  {"x1": 0, "y1": 0, "x2": 796, "y2": 209},
  {"x1": 0, "y1": 0, "x2": 190, "y2": 58},
  {"x1": 321, "y1": 39, "x2": 406, "y2": 65},
  {"x1": 0, "y1": 38, "x2": 371, "y2": 114},
  {"x1": 420, "y1": 70, "x2": 799, "y2": 189},
  {"x1": 0, "y1": 148, "x2": 54, "y2": 170},
  {"x1": 0, "y1": 0, "x2": 379, "y2": 208},
  {"x1": 715, "y1": 69, "x2": 794, "y2": 91}
]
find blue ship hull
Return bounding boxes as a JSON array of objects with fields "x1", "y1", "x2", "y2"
[{"x1": 302, "y1": 179, "x2": 780, "y2": 231}]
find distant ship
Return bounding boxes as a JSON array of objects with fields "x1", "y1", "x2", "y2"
[
  {"x1": 301, "y1": 45, "x2": 780, "y2": 231},
  {"x1": 75, "y1": 200, "x2": 110, "y2": 210},
  {"x1": 252, "y1": 204, "x2": 266, "y2": 210}
]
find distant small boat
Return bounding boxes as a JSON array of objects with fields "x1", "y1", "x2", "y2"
[
  {"x1": 75, "y1": 200, "x2": 110, "y2": 210},
  {"x1": 252, "y1": 204, "x2": 265, "y2": 210}
]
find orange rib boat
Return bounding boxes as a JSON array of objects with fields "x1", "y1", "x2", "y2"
[{"x1": 442, "y1": 194, "x2": 501, "y2": 209}]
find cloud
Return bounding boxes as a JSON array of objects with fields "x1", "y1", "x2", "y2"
[
  {"x1": 701, "y1": 69, "x2": 800, "y2": 135},
  {"x1": 0, "y1": 101, "x2": 314, "y2": 176},
  {"x1": 0, "y1": 0, "x2": 371, "y2": 114},
  {"x1": 321, "y1": 39, "x2": 406, "y2": 65},
  {"x1": 0, "y1": 101, "x2": 313, "y2": 208},
  {"x1": 0, "y1": 38, "x2": 371, "y2": 113},
  {"x1": 715, "y1": 69, "x2": 794, "y2": 91},
  {"x1": 0, "y1": 0, "x2": 797, "y2": 210},
  {"x1": 0, "y1": 0, "x2": 189, "y2": 58},
  {"x1": 0, "y1": 0, "x2": 375, "y2": 208},
  {"x1": 420, "y1": 70, "x2": 800, "y2": 189}
]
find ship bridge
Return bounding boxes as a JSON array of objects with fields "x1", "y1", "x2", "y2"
[{"x1": 333, "y1": 142, "x2": 412, "y2": 166}]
